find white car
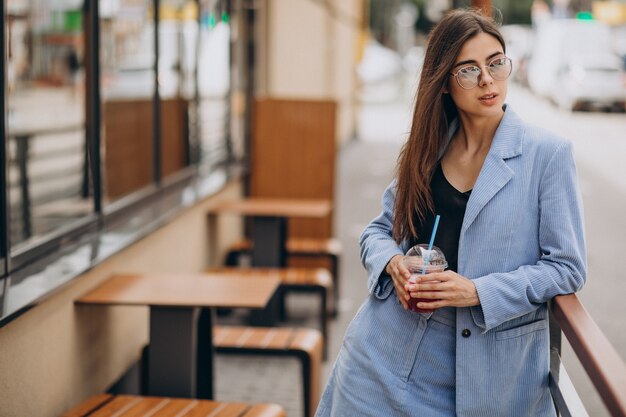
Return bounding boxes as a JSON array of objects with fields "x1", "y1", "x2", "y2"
[
  {"x1": 551, "y1": 53, "x2": 626, "y2": 112},
  {"x1": 528, "y1": 19, "x2": 612, "y2": 97}
]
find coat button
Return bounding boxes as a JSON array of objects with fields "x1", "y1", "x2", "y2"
[{"x1": 461, "y1": 329, "x2": 471, "y2": 338}]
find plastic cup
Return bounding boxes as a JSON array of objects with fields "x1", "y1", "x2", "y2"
[{"x1": 402, "y1": 244, "x2": 448, "y2": 313}]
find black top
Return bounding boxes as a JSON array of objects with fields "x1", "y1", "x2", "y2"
[{"x1": 410, "y1": 164, "x2": 471, "y2": 272}]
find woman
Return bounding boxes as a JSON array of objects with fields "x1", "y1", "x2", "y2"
[{"x1": 315, "y1": 9, "x2": 586, "y2": 417}]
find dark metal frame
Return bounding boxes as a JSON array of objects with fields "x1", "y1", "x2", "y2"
[
  {"x1": 152, "y1": 0, "x2": 162, "y2": 187},
  {"x1": 223, "y1": 0, "x2": 234, "y2": 164},
  {"x1": 0, "y1": 0, "x2": 8, "y2": 278},
  {"x1": 85, "y1": 0, "x2": 101, "y2": 214},
  {"x1": 242, "y1": 0, "x2": 256, "y2": 194}
]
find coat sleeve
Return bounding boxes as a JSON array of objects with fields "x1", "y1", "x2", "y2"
[
  {"x1": 470, "y1": 141, "x2": 587, "y2": 331},
  {"x1": 359, "y1": 180, "x2": 407, "y2": 299}
]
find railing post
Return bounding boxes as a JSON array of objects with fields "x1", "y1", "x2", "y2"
[
  {"x1": 549, "y1": 299, "x2": 563, "y2": 415},
  {"x1": 549, "y1": 298, "x2": 562, "y2": 374}
]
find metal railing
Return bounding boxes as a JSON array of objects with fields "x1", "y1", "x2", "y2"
[{"x1": 549, "y1": 294, "x2": 626, "y2": 417}]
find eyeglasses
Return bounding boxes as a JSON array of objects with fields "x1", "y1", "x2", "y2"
[{"x1": 450, "y1": 57, "x2": 513, "y2": 89}]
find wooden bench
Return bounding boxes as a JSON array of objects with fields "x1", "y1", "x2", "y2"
[
  {"x1": 213, "y1": 325, "x2": 323, "y2": 417},
  {"x1": 225, "y1": 237, "x2": 341, "y2": 315},
  {"x1": 207, "y1": 267, "x2": 331, "y2": 358},
  {"x1": 62, "y1": 393, "x2": 286, "y2": 417}
]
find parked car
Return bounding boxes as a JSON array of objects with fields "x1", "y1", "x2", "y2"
[
  {"x1": 551, "y1": 53, "x2": 626, "y2": 112},
  {"x1": 528, "y1": 19, "x2": 612, "y2": 97}
]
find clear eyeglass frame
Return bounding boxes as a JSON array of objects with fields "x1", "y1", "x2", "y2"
[{"x1": 450, "y1": 56, "x2": 513, "y2": 90}]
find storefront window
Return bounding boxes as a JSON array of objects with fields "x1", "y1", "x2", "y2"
[
  {"x1": 99, "y1": 0, "x2": 156, "y2": 203},
  {"x1": 6, "y1": 0, "x2": 92, "y2": 251}
]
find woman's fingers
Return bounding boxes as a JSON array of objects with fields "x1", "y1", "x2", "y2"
[
  {"x1": 405, "y1": 282, "x2": 447, "y2": 292},
  {"x1": 393, "y1": 274, "x2": 410, "y2": 299},
  {"x1": 387, "y1": 255, "x2": 424, "y2": 309},
  {"x1": 416, "y1": 300, "x2": 448, "y2": 310},
  {"x1": 409, "y1": 286, "x2": 479, "y2": 307},
  {"x1": 410, "y1": 290, "x2": 456, "y2": 300},
  {"x1": 415, "y1": 271, "x2": 450, "y2": 282},
  {"x1": 392, "y1": 279, "x2": 410, "y2": 308},
  {"x1": 403, "y1": 269, "x2": 480, "y2": 308}
]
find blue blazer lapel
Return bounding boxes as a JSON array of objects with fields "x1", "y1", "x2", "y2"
[{"x1": 461, "y1": 106, "x2": 525, "y2": 235}]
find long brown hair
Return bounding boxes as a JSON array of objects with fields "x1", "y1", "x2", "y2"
[{"x1": 392, "y1": 9, "x2": 506, "y2": 243}]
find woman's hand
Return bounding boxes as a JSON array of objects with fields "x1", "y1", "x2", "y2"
[
  {"x1": 404, "y1": 270, "x2": 480, "y2": 310},
  {"x1": 385, "y1": 255, "x2": 411, "y2": 309}
]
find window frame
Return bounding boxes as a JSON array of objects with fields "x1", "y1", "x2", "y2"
[{"x1": 1, "y1": 0, "x2": 8, "y2": 278}]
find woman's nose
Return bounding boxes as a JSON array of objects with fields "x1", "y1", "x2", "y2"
[{"x1": 479, "y1": 67, "x2": 495, "y2": 85}]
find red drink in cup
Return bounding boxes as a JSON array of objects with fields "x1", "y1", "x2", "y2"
[{"x1": 402, "y1": 244, "x2": 447, "y2": 313}]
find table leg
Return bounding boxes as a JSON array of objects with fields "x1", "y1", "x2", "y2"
[
  {"x1": 249, "y1": 216, "x2": 286, "y2": 326},
  {"x1": 251, "y1": 216, "x2": 287, "y2": 267},
  {"x1": 148, "y1": 306, "x2": 214, "y2": 399},
  {"x1": 196, "y1": 308, "x2": 214, "y2": 399}
]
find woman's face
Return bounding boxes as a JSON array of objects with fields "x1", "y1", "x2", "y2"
[{"x1": 447, "y1": 32, "x2": 508, "y2": 120}]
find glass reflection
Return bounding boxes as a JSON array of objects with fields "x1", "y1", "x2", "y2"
[
  {"x1": 198, "y1": 0, "x2": 231, "y2": 173},
  {"x1": 158, "y1": 0, "x2": 197, "y2": 178},
  {"x1": 6, "y1": 0, "x2": 92, "y2": 250},
  {"x1": 100, "y1": 0, "x2": 156, "y2": 202}
]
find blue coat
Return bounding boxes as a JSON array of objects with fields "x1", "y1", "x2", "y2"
[{"x1": 316, "y1": 106, "x2": 587, "y2": 417}]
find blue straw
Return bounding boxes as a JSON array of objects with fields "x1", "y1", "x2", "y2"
[{"x1": 421, "y1": 214, "x2": 441, "y2": 275}]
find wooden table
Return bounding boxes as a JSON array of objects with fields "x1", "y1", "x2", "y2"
[
  {"x1": 76, "y1": 273, "x2": 281, "y2": 400},
  {"x1": 209, "y1": 198, "x2": 332, "y2": 267}
]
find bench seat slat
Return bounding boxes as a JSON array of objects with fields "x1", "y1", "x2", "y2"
[
  {"x1": 125, "y1": 397, "x2": 172, "y2": 416},
  {"x1": 242, "y1": 404, "x2": 287, "y2": 417},
  {"x1": 281, "y1": 268, "x2": 332, "y2": 287},
  {"x1": 61, "y1": 394, "x2": 113, "y2": 417},
  {"x1": 156, "y1": 398, "x2": 200, "y2": 417},
  {"x1": 213, "y1": 326, "x2": 294, "y2": 350},
  {"x1": 64, "y1": 395, "x2": 284, "y2": 417},
  {"x1": 230, "y1": 238, "x2": 342, "y2": 256},
  {"x1": 264, "y1": 329, "x2": 294, "y2": 349},
  {"x1": 140, "y1": 399, "x2": 248, "y2": 417},
  {"x1": 290, "y1": 329, "x2": 323, "y2": 353},
  {"x1": 286, "y1": 238, "x2": 342, "y2": 255},
  {"x1": 200, "y1": 402, "x2": 248, "y2": 417},
  {"x1": 89, "y1": 395, "x2": 142, "y2": 416}
]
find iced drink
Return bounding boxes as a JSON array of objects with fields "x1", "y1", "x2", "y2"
[{"x1": 402, "y1": 244, "x2": 447, "y2": 313}]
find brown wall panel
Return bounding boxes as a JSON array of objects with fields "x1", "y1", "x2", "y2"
[
  {"x1": 103, "y1": 98, "x2": 188, "y2": 201},
  {"x1": 103, "y1": 99, "x2": 153, "y2": 200},
  {"x1": 251, "y1": 98, "x2": 336, "y2": 238},
  {"x1": 161, "y1": 98, "x2": 188, "y2": 178}
]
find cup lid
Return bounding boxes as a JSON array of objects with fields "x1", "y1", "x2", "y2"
[{"x1": 404, "y1": 244, "x2": 448, "y2": 272}]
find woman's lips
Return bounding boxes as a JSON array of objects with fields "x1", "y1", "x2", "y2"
[{"x1": 479, "y1": 92, "x2": 498, "y2": 106}]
